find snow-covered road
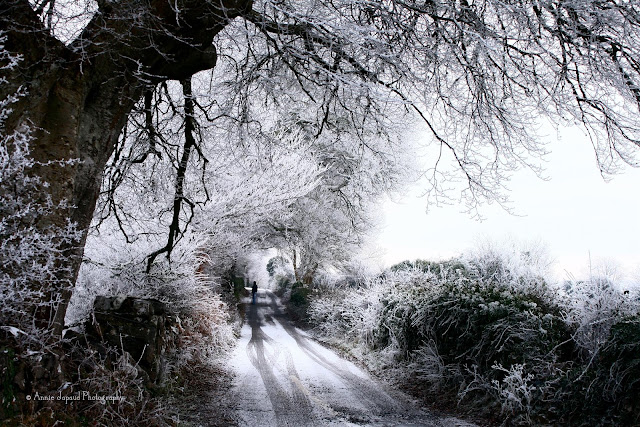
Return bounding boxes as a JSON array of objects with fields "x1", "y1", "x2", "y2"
[{"x1": 226, "y1": 289, "x2": 474, "y2": 427}]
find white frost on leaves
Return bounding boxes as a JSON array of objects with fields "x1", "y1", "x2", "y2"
[{"x1": 490, "y1": 363, "x2": 535, "y2": 418}]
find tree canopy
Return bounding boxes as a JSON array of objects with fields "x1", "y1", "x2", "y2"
[{"x1": 1, "y1": 0, "x2": 640, "y2": 340}]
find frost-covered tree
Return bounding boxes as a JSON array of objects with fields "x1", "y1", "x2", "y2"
[
  {"x1": 2, "y1": 0, "x2": 640, "y2": 343},
  {"x1": 255, "y1": 117, "x2": 402, "y2": 284},
  {"x1": 89, "y1": 81, "x2": 328, "y2": 279},
  {"x1": 0, "y1": 34, "x2": 79, "y2": 351},
  {"x1": 92, "y1": 75, "x2": 403, "y2": 286},
  {"x1": 267, "y1": 188, "x2": 370, "y2": 284}
]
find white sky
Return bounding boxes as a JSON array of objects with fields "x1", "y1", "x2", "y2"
[{"x1": 376, "y1": 126, "x2": 640, "y2": 282}]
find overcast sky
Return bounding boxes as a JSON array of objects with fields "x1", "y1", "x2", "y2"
[{"x1": 376, "y1": 126, "x2": 640, "y2": 282}]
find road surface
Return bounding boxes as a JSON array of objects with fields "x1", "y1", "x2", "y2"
[{"x1": 226, "y1": 288, "x2": 475, "y2": 427}]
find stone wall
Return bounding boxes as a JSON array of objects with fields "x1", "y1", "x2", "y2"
[{"x1": 86, "y1": 296, "x2": 173, "y2": 386}]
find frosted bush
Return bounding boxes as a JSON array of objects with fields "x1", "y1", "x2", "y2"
[
  {"x1": 70, "y1": 224, "x2": 235, "y2": 365},
  {"x1": 490, "y1": 363, "x2": 535, "y2": 422},
  {"x1": 307, "y1": 246, "x2": 604, "y2": 423},
  {"x1": 309, "y1": 241, "x2": 640, "y2": 424},
  {"x1": 462, "y1": 238, "x2": 553, "y2": 296},
  {"x1": 406, "y1": 342, "x2": 445, "y2": 386},
  {"x1": 563, "y1": 274, "x2": 640, "y2": 357},
  {"x1": 309, "y1": 276, "x2": 388, "y2": 354}
]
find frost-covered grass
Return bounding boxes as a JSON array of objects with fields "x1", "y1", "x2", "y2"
[
  {"x1": 51, "y1": 225, "x2": 238, "y2": 425},
  {"x1": 71, "y1": 224, "x2": 237, "y2": 366},
  {"x1": 308, "y1": 249, "x2": 640, "y2": 425}
]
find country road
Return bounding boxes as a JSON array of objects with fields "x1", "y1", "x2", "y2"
[{"x1": 225, "y1": 288, "x2": 475, "y2": 427}]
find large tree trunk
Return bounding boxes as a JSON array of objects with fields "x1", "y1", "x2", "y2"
[{"x1": 0, "y1": 0, "x2": 250, "y2": 338}]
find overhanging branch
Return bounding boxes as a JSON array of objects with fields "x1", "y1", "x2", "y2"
[{"x1": 146, "y1": 76, "x2": 197, "y2": 273}]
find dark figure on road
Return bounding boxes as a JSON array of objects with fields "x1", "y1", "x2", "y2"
[{"x1": 252, "y1": 281, "x2": 258, "y2": 304}]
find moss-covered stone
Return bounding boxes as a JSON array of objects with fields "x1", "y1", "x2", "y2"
[{"x1": 86, "y1": 296, "x2": 172, "y2": 386}]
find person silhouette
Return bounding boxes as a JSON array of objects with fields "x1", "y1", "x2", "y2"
[{"x1": 251, "y1": 281, "x2": 258, "y2": 304}]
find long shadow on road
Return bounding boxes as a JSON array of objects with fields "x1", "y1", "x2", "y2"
[
  {"x1": 245, "y1": 294, "x2": 315, "y2": 426},
  {"x1": 232, "y1": 289, "x2": 472, "y2": 427},
  {"x1": 264, "y1": 292, "x2": 405, "y2": 416}
]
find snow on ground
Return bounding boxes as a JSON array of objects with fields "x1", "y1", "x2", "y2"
[{"x1": 225, "y1": 289, "x2": 475, "y2": 427}]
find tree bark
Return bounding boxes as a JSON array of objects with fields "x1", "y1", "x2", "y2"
[{"x1": 0, "y1": 0, "x2": 250, "y2": 337}]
